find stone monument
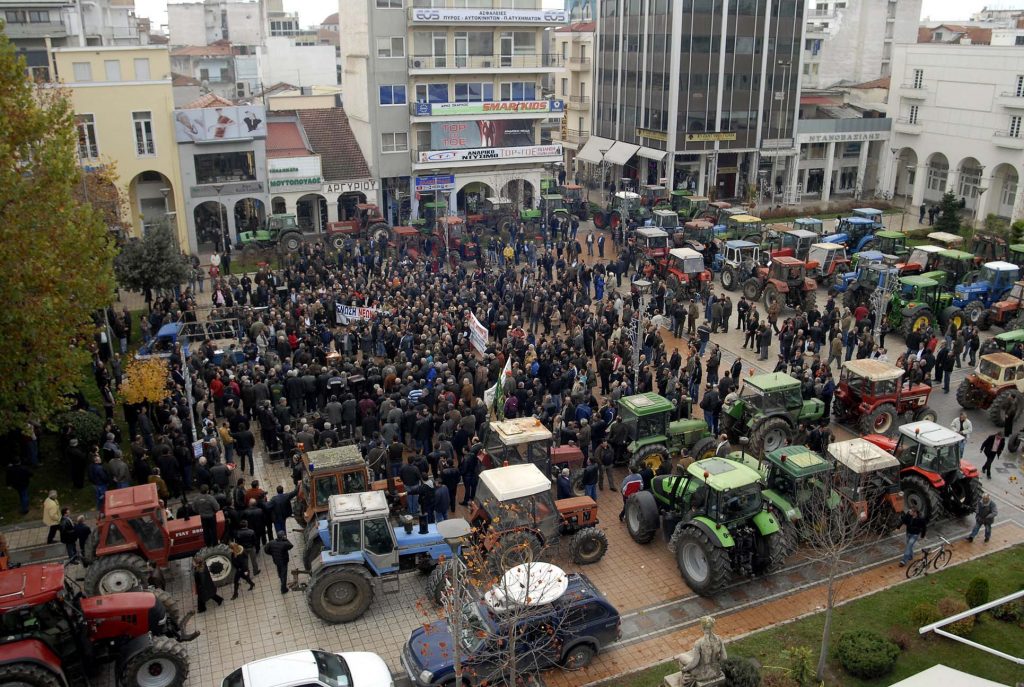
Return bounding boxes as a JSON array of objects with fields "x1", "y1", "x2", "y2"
[{"x1": 662, "y1": 616, "x2": 727, "y2": 687}]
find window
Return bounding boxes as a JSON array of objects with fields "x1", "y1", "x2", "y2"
[
  {"x1": 363, "y1": 518, "x2": 395, "y2": 555},
  {"x1": 562, "y1": 43, "x2": 568, "y2": 59},
  {"x1": 127, "y1": 517, "x2": 165, "y2": 551},
  {"x1": 500, "y1": 81, "x2": 537, "y2": 101},
  {"x1": 376, "y1": 0, "x2": 402, "y2": 6},
  {"x1": 415, "y1": 83, "x2": 448, "y2": 103},
  {"x1": 199, "y1": 68, "x2": 210, "y2": 81},
  {"x1": 381, "y1": 132, "x2": 408, "y2": 153},
  {"x1": 455, "y1": 82, "x2": 493, "y2": 102},
  {"x1": 76, "y1": 114, "x2": 98, "y2": 159},
  {"x1": 1016, "y1": 75, "x2": 1024, "y2": 98},
  {"x1": 1011, "y1": 115, "x2": 1022, "y2": 138},
  {"x1": 332, "y1": 520, "x2": 361, "y2": 554},
  {"x1": 379, "y1": 84, "x2": 407, "y2": 105},
  {"x1": 28, "y1": 10, "x2": 49, "y2": 22},
  {"x1": 134, "y1": 58, "x2": 150, "y2": 80},
  {"x1": 908, "y1": 105, "x2": 919, "y2": 124},
  {"x1": 561, "y1": 77, "x2": 568, "y2": 96},
  {"x1": 72, "y1": 62, "x2": 92, "y2": 82},
  {"x1": 194, "y1": 151, "x2": 256, "y2": 184},
  {"x1": 4, "y1": 10, "x2": 25, "y2": 22},
  {"x1": 376, "y1": 36, "x2": 405, "y2": 58},
  {"x1": 912, "y1": 68, "x2": 923, "y2": 89},
  {"x1": 133, "y1": 111, "x2": 155, "y2": 155},
  {"x1": 104, "y1": 60, "x2": 122, "y2": 81},
  {"x1": 1017, "y1": 35, "x2": 1024, "y2": 46}
]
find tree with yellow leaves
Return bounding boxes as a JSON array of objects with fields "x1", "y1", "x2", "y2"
[{"x1": 119, "y1": 357, "x2": 172, "y2": 406}]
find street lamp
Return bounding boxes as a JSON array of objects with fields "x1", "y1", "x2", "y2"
[
  {"x1": 599, "y1": 148, "x2": 610, "y2": 204},
  {"x1": 436, "y1": 518, "x2": 472, "y2": 687},
  {"x1": 631, "y1": 278, "x2": 652, "y2": 393},
  {"x1": 975, "y1": 184, "x2": 989, "y2": 230}
]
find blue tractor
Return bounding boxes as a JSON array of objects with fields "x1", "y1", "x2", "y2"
[
  {"x1": 305, "y1": 491, "x2": 454, "y2": 623},
  {"x1": 836, "y1": 262, "x2": 900, "y2": 310},
  {"x1": 947, "y1": 261, "x2": 1020, "y2": 328},
  {"x1": 823, "y1": 216, "x2": 879, "y2": 253},
  {"x1": 831, "y1": 250, "x2": 889, "y2": 294},
  {"x1": 852, "y1": 207, "x2": 885, "y2": 230}
]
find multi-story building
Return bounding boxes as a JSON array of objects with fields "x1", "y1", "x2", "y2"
[
  {"x1": 588, "y1": 0, "x2": 804, "y2": 202},
  {"x1": 551, "y1": 21, "x2": 594, "y2": 173},
  {"x1": 341, "y1": 0, "x2": 569, "y2": 219},
  {"x1": 52, "y1": 45, "x2": 188, "y2": 244},
  {"x1": 883, "y1": 43, "x2": 1024, "y2": 223},
  {"x1": 801, "y1": 0, "x2": 921, "y2": 89},
  {"x1": 166, "y1": 0, "x2": 265, "y2": 47}
]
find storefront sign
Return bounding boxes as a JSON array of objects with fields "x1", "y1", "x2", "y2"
[
  {"x1": 636, "y1": 128, "x2": 669, "y2": 142},
  {"x1": 415, "y1": 100, "x2": 564, "y2": 117},
  {"x1": 335, "y1": 304, "x2": 391, "y2": 324},
  {"x1": 416, "y1": 175, "x2": 456, "y2": 192},
  {"x1": 467, "y1": 313, "x2": 488, "y2": 355},
  {"x1": 418, "y1": 144, "x2": 562, "y2": 163},
  {"x1": 174, "y1": 105, "x2": 267, "y2": 143},
  {"x1": 322, "y1": 179, "x2": 379, "y2": 195},
  {"x1": 431, "y1": 120, "x2": 535, "y2": 150},
  {"x1": 685, "y1": 132, "x2": 737, "y2": 142},
  {"x1": 269, "y1": 156, "x2": 322, "y2": 192},
  {"x1": 410, "y1": 8, "x2": 568, "y2": 23},
  {"x1": 190, "y1": 181, "x2": 265, "y2": 198},
  {"x1": 797, "y1": 131, "x2": 888, "y2": 144}
]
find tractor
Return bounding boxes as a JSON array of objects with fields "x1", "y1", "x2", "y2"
[
  {"x1": 720, "y1": 373, "x2": 824, "y2": 456},
  {"x1": 793, "y1": 217, "x2": 824, "y2": 237},
  {"x1": 559, "y1": 183, "x2": 589, "y2": 219},
  {"x1": 971, "y1": 233, "x2": 1010, "y2": 263},
  {"x1": 806, "y1": 242, "x2": 849, "y2": 284},
  {"x1": 947, "y1": 261, "x2": 1020, "y2": 328},
  {"x1": 901, "y1": 244, "x2": 944, "y2": 274},
  {"x1": 887, "y1": 275, "x2": 955, "y2": 338},
  {"x1": 676, "y1": 218, "x2": 720, "y2": 255},
  {"x1": 1009, "y1": 243, "x2": 1024, "y2": 271},
  {"x1": 624, "y1": 458, "x2": 784, "y2": 595},
  {"x1": 719, "y1": 239, "x2": 762, "y2": 291},
  {"x1": 864, "y1": 421, "x2": 983, "y2": 521},
  {"x1": 672, "y1": 191, "x2": 708, "y2": 220},
  {"x1": 827, "y1": 438, "x2": 905, "y2": 533},
  {"x1": 927, "y1": 231, "x2": 965, "y2": 250},
  {"x1": 852, "y1": 207, "x2": 885, "y2": 229},
  {"x1": 0, "y1": 562, "x2": 196, "y2": 687},
  {"x1": 80, "y1": 483, "x2": 234, "y2": 596},
  {"x1": 719, "y1": 214, "x2": 764, "y2": 242},
  {"x1": 835, "y1": 262, "x2": 898, "y2": 309},
  {"x1": 741, "y1": 256, "x2": 818, "y2": 313},
  {"x1": 874, "y1": 230, "x2": 911, "y2": 258},
  {"x1": 635, "y1": 226, "x2": 670, "y2": 261},
  {"x1": 833, "y1": 359, "x2": 936, "y2": 437},
  {"x1": 702, "y1": 201, "x2": 737, "y2": 225},
  {"x1": 641, "y1": 184, "x2": 669, "y2": 208},
  {"x1": 325, "y1": 203, "x2": 392, "y2": 249},
  {"x1": 956, "y1": 351, "x2": 1024, "y2": 426},
  {"x1": 981, "y1": 328, "x2": 1024, "y2": 357},
  {"x1": 651, "y1": 208, "x2": 682, "y2": 234},
  {"x1": 237, "y1": 213, "x2": 304, "y2": 253},
  {"x1": 767, "y1": 228, "x2": 818, "y2": 262},
  {"x1": 469, "y1": 197, "x2": 515, "y2": 233},
  {"x1": 931, "y1": 249, "x2": 981, "y2": 288},
  {"x1": 539, "y1": 194, "x2": 570, "y2": 223},
  {"x1": 482, "y1": 418, "x2": 585, "y2": 487},
  {"x1": 663, "y1": 247, "x2": 713, "y2": 297},
  {"x1": 592, "y1": 191, "x2": 648, "y2": 229},
  {"x1": 822, "y1": 216, "x2": 877, "y2": 252},
  {"x1": 979, "y1": 279, "x2": 1024, "y2": 330},
  {"x1": 617, "y1": 392, "x2": 716, "y2": 472}
]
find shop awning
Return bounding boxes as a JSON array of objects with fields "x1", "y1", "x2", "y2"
[
  {"x1": 604, "y1": 141, "x2": 641, "y2": 166},
  {"x1": 576, "y1": 135, "x2": 614, "y2": 164},
  {"x1": 636, "y1": 146, "x2": 667, "y2": 162}
]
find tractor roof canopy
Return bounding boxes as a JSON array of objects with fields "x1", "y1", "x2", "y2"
[
  {"x1": 772, "y1": 255, "x2": 805, "y2": 267},
  {"x1": 840, "y1": 217, "x2": 875, "y2": 226},
  {"x1": 810, "y1": 242, "x2": 845, "y2": 251},
  {"x1": 938, "y1": 249, "x2": 974, "y2": 261},
  {"x1": 0, "y1": 562, "x2": 65, "y2": 611},
  {"x1": 898, "y1": 420, "x2": 963, "y2": 446},
  {"x1": 875, "y1": 230, "x2": 905, "y2": 239},
  {"x1": 328, "y1": 490, "x2": 390, "y2": 523},
  {"x1": 689, "y1": 457, "x2": 762, "y2": 490},
  {"x1": 854, "y1": 208, "x2": 883, "y2": 216},
  {"x1": 636, "y1": 227, "x2": 669, "y2": 238},
  {"x1": 479, "y1": 463, "x2": 551, "y2": 501},
  {"x1": 996, "y1": 329, "x2": 1024, "y2": 344},
  {"x1": 928, "y1": 231, "x2": 964, "y2": 246},
  {"x1": 485, "y1": 196, "x2": 513, "y2": 205},
  {"x1": 542, "y1": 194, "x2": 563, "y2": 201},
  {"x1": 900, "y1": 275, "x2": 939, "y2": 288},
  {"x1": 795, "y1": 217, "x2": 823, "y2": 227},
  {"x1": 103, "y1": 483, "x2": 160, "y2": 517},
  {"x1": 725, "y1": 239, "x2": 758, "y2": 249},
  {"x1": 303, "y1": 444, "x2": 364, "y2": 471},
  {"x1": 654, "y1": 209, "x2": 677, "y2": 217},
  {"x1": 765, "y1": 446, "x2": 831, "y2": 477},
  {"x1": 619, "y1": 392, "x2": 674, "y2": 416},
  {"x1": 785, "y1": 229, "x2": 818, "y2": 240},
  {"x1": 615, "y1": 191, "x2": 641, "y2": 200},
  {"x1": 489, "y1": 418, "x2": 553, "y2": 447},
  {"x1": 984, "y1": 260, "x2": 1019, "y2": 273},
  {"x1": 981, "y1": 351, "x2": 1024, "y2": 369},
  {"x1": 729, "y1": 214, "x2": 762, "y2": 223},
  {"x1": 670, "y1": 247, "x2": 703, "y2": 261},
  {"x1": 829, "y1": 438, "x2": 900, "y2": 473},
  {"x1": 746, "y1": 372, "x2": 801, "y2": 392},
  {"x1": 686, "y1": 219, "x2": 714, "y2": 229},
  {"x1": 842, "y1": 359, "x2": 905, "y2": 382}
]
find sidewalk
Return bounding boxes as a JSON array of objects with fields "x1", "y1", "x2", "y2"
[{"x1": 546, "y1": 521, "x2": 1024, "y2": 687}]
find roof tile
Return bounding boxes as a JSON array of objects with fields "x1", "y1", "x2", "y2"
[{"x1": 296, "y1": 108, "x2": 371, "y2": 181}]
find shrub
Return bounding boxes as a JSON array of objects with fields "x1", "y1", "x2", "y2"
[
  {"x1": 759, "y1": 669, "x2": 799, "y2": 687},
  {"x1": 887, "y1": 626, "x2": 913, "y2": 651},
  {"x1": 965, "y1": 577, "x2": 991, "y2": 610},
  {"x1": 721, "y1": 656, "x2": 761, "y2": 687},
  {"x1": 53, "y1": 409, "x2": 105, "y2": 447},
  {"x1": 780, "y1": 646, "x2": 813, "y2": 687},
  {"x1": 937, "y1": 598, "x2": 975, "y2": 637},
  {"x1": 991, "y1": 600, "x2": 1024, "y2": 623},
  {"x1": 834, "y1": 630, "x2": 900, "y2": 679},
  {"x1": 909, "y1": 601, "x2": 941, "y2": 628}
]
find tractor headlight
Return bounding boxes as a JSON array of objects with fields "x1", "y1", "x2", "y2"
[{"x1": 419, "y1": 669, "x2": 434, "y2": 684}]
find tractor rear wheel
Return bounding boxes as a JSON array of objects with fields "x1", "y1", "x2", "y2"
[
  {"x1": 281, "y1": 232, "x2": 302, "y2": 252},
  {"x1": 569, "y1": 528, "x2": 608, "y2": 565},
  {"x1": 861, "y1": 403, "x2": 898, "y2": 436},
  {"x1": 631, "y1": 443, "x2": 669, "y2": 472},
  {"x1": 749, "y1": 417, "x2": 792, "y2": 456},
  {"x1": 195, "y1": 545, "x2": 234, "y2": 587},
  {"x1": 977, "y1": 309, "x2": 993, "y2": 330},
  {"x1": 942, "y1": 306, "x2": 965, "y2": 332},
  {"x1": 119, "y1": 635, "x2": 189, "y2": 687},
  {"x1": 0, "y1": 663, "x2": 62, "y2": 687},
  {"x1": 307, "y1": 566, "x2": 375, "y2": 623},
  {"x1": 964, "y1": 301, "x2": 987, "y2": 326},
  {"x1": 592, "y1": 212, "x2": 606, "y2": 230},
  {"x1": 488, "y1": 530, "x2": 543, "y2": 576},
  {"x1": 902, "y1": 474, "x2": 943, "y2": 522},
  {"x1": 947, "y1": 477, "x2": 983, "y2": 516},
  {"x1": 721, "y1": 267, "x2": 738, "y2": 291},
  {"x1": 291, "y1": 496, "x2": 308, "y2": 527},
  {"x1": 369, "y1": 223, "x2": 392, "y2": 244},
  {"x1": 742, "y1": 278, "x2": 761, "y2": 301},
  {"x1": 147, "y1": 587, "x2": 184, "y2": 635},
  {"x1": 671, "y1": 525, "x2": 731, "y2": 596},
  {"x1": 690, "y1": 436, "x2": 717, "y2": 462},
  {"x1": 901, "y1": 306, "x2": 935, "y2": 339},
  {"x1": 988, "y1": 389, "x2": 1021, "y2": 426},
  {"x1": 570, "y1": 468, "x2": 586, "y2": 497},
  {"x1": 82, "y1": 528, "x2": 100, "y2": 564},
  {"x1": 763, "y1": 284, "x2": 782, "y2": 311},
  {"x1": 913, "y1": 406, "x2": 938, "y2": 423},
  {"x1": 83, "y1": 553, "x2": 148, "y2": 595},
  {"x1": 426, "y1": 558, "x2": 458, "y2": 606},
  {"x1": 625, "y1": 491, "x2": 660, "y2": 544},
  {"x1": 767, "y1": 510, "x2": 800, "y2": 559},
  {"x1": 956, "y1": 379, "x2": 982, "y2": 409},
  {"x1": 752, "y1": 530, "x2": 786, "y2": 575}
]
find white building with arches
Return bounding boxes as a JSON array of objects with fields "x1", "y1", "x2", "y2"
[{"x1": 882, "y1": 43, "x2": 1024, "y2": 223}]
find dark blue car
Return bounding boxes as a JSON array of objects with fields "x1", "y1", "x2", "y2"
[{"x1": 401, "y1": 572, "x2": 620, "y2": 686}]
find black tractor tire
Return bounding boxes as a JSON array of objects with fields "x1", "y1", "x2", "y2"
[
  {"x1": 763, "y1": 284, "x2": 782, "y2": 311},
  {"x1": 625, "y1": 490, "x2": 660, "y2": 544},
  {"x1": 147, "y1": 587, "x2": 184, "y2": 632},
  {"x1": 119, "y1": 635, "x2": 189, "y2": 687},
  {"x1": 488, "y1": 530, "x2": 543, "y2": 576},
  {"x1": 291, "y1": 496, "x2": 308, "y2": 527},
  {"x1": 769, "y1": 511, "x2": 800, "y2": 559},
  {"x1": 281, "y1": 232, "x2": 302, "y2": 252},
  {"x1": 977, "y1": 309, "x2": 993, "y2": 331},
  {"x1": 860, "y1": 402, "x2": 898, "y2": 437},
  {"x1": 913, "y1": 406, "x2": 938, "y2": 423},
  {"x1": 843, "y1": 288, "x2": 865, "y2": 311},
  {"x1": 670, "y1": 524, "x2": 732, "y2": 596},
  {"x1": 752, "y1": 530, "x2": 786, "y2": 576},
  {"x1": 942, "y1": 306, "x2": 965, "y2": 332},
  {"x1": 988, "y1": 389, "x2": 1021, "y2": 426},
  {"x1": 947, "y1": 477, "x2": 983, "y2": 517},
  {"x1": 570, "y1": 468, "x2": 586, "y2": 497},
  {"x1": 425, "y1": 558, "x2": 458, "y2": 606},
  {"x1": 690, "y1": 436, "x2": 718, "y2": 462},
  {"x1": 749, "y1": 417, "x2": 792, "y2": 456},
  {"x1": 1008, "y1": 315, "x2": 1024, "y2": 331},
  {"x1": 369, "y1": 222, "x2": 392, "y2": 244},
  {"x1": 0, "y1": 663, "x2": 62, "y2": 687},
  {"x1": 631, "y1": 443, "x2": 670, "y2": 472},
  {"x1": 721, "y1": 267, "x2": 738, "y2": 291},
  {"x1": 956, "y1": 379, "x2": 982, "y2": 410},
  {"x1": 83, "y1": 553, "x2": 148, "y2": 595},
  {"x1": 802, "y1": 291, "x2": 817, "y2": 313},
  {"x1": 901, "y1": 306, "x2": 935, "y2": 339},
  {"x1": 307, "y1": 565, "x2": 375, "y2": 623},
  {"x1": 82, "y1": 528, "x2": 100, "y2": 565},
  {"x1": 592, "y1": 212, "x2": 607, "y2": 230},
  {"x1": 902, "y1": 474, "x2": 944, "y2": 522},
  {"x1": 964, "y1": 301, "x2": 987, "y2": 327},
  {"x1": 195, "y1": 545, "x2": 234, "y2": 587},
  {"x1": 303, "y1": 535, "x2": 324, "y2": 571},
  {"x1": 568, "y1": 528, "x2": 608, "y2": 565},
  {"x1": 742, "y1": 278, "x2": 761, "y2": 301}
]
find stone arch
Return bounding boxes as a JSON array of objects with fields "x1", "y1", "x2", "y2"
[
  {"x1": 296, "y1": 193, "x2": 327, "y2": 233},
  {"x1": 193, "y1": 201, "x2": 228, "y2": 250},
  {"x1": 271, "y1": 196, "x2": 287, "y2": 215},
  {"x1": 955, "y1": 156, "x2": 985, "y2": 211},
  {"x1": 456, "y1": 181, "x2": 493, "y2": 215},
  {"x1": 234, "y1": 198, "x2": 266, "y2": 237},
  {"x1": 893, "y1": 147, "x2": 918, "y2": 198},
  {"x1": 923, "y1": 152, "x2": 949, "y2": 203},
  {"x1": 501, "y1": 179, "x2": 535, "y2": 211},
  {"x1": 128, "y1": 170, "x2": 175, "y2": 236},
  {"x1": 989, "y1": 163, "x2": 1019, "y2": 220}
]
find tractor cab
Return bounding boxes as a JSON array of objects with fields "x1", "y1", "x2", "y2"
[
  {"x1": 540, "y1": 194, "x2": 569, "y2": 218},
  {"x1": 719, "y1": 239, "x2": 762, "y2": 291},
  {"x1": 470, "y1": 463, "x2": 562, "y2": 544},
  {"x1": 481, "y1": 197, "x2": 515, "y2": 231},
  {"x1": 237, "y1": 213, "x2": 303, "y2": 252},
  {"x1": 827, "y1": 438, "x2": 904, "y2": 527},
  {"x1": 1009, "y1": 244, "x2": 1024, "y2": 271},
  {"x1": 293, "y1": 445, "x2": 373, "y2": 526},
  {"x1": 540, "y1": 177, "x2": 558, "y2": 195},
  {"x1": 137, "y1": 322, "x2": 185, "y2": 359},
  {"x1": 642, "y1": 184, "x2": 669, "y2": 208},
  {"x1": 613, "y1": 191, "x2": 642, "y2": 215},
  {"x1": 834, "y1": 359, "x2": 934, "y2": 436},
  {"x1": 635, "y1": 226, "x2": 670, "y2": 260},
  {"x1": 559, "y1": 184, "x2": 588, "y2": 219},
  {"x1": 560, "y1": 184, "x2": 584, "y2": 202},
  {"x1": 793, "y1": 217, "x2": 824, "y2": 236},
  {"x1": 769, "y1": 256, "x2": 811, "y2": 291},
  {"x1": 482, "y1": 418, "x2": 584, "y2": 480},
  {"x1": 806, "y1": 242, "x2": 849, "y2": 281},
  {"x1": 770, "y1": 228, "x2": 817, "y2": 261},
  {"x1": 420, "y1": 200, "x2": 449, "y2": 228},
  {"x1": 934, "y1": 249, "x2": 978, "y2": 286},
  {"x1": 927, "y1": 232, "x2": 965, "y2": 250},
  {"x1": 852, "y1": 208, "x2": 885, "y2": 229},
  {"x1": 703, "y1": 201, "x2": 736, "y2": 225},
  {"x1": 673, "y1": 192, "x2": 708, "y2": 219},
  {"x1": 721, "y1": 372, "x2": 823, "y2": 454},
  {"x1": 903, "y1": 244, "x2": 943, "y2": 274},
  {"x1": 874, "y1": 230, "x2": 910, "y2": 258},
  {"x1": 680, "y1": 219, "x2": 717, "y2": 250},
  {"x1": 651, "y1": 208, "x2": 680, "y2": 232},
  {"x1": 761, "y1": 446, "x2": 834, "y2": 509},
  {"x1": 971, "y1": 233, "x2": 1009, "y2": 263},
  {"x1": 721, "y1": 214, "x2": 763, "y2": 242},
  {"x1": 826, "y1": 216, "x2": 876, "y2": 251},
  {"x1": 666, "y1": 247, "x2": 711, "y2": 287},
  {"x1": 952, "y1": 261, "x2": 1019, "y2": 314},
  {"x1": 983, "y1": 279, "x2": 1024, "y2": 330}
]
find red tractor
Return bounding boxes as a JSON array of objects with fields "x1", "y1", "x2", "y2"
[
  {"x1": 325, "y1": 203, "x2": 392, "y2": 249},
  {"x1": 833, "y1": 359, "x2": 937, "y2": 437},
  {"x1": 741, "y1": 255, "x2": 818, "y2": 313},
  {"x1": 80, "y1": 484, "x2": 234, "y2": 596},
  {"x1": 0, "y1": 562, "x2": 195, "y2": 687}
]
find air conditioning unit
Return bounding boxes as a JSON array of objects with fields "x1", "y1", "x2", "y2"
[
  {"x1": 412, "y1": 59, "x2": 425, "y2": 68},
  {"x1": 481, "y1": 60, "x2": 492, "y2": 68}
]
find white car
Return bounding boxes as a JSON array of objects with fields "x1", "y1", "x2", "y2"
[{"x1": 222, "y1": 650, "x2": 394, "y2": 687}]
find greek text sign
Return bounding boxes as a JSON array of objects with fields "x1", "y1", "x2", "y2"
[
  {"x1": 418, "y1": 144, "x2": 562, "y2": 163},
  {"x1": 411, "y1": 8, "x2": 568, "y2": 23}
]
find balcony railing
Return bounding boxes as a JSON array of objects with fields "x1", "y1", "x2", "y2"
[
  {"x1": 998, "y1": 91, "x2": 1024, "y2": 108},
  {"x1": 894, "y1": 117, "x2": 923, "y2": 134},
  {"x1": 408, "y1": 54, "x2": 563, "y2": 70},
  {"x1": 568, "y1": 95, "x2": 591, "y2": 109},
  {"x1": 567, "y1": 56, "x2": 591, "y2": 69},
  {"x1": 993, "y1": 130, "x2": 1024, "y2": 148},
  {"x1": 558, "y1": 128, "x2": 589, "y2": 143}
]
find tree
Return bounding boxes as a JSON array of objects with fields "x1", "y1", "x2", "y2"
[
  {"x1": 934, "y1": 191, "x2": 963, "y2": 234},
  {"x1": 72, "y1": 163, "x2": 132, "y2": 239},
  {"x1": 1011, "y1": 219, "x2": 1024, "y2": 243},
  {"x1": 0, "y1": 31, "x2": 115, "y2": 435},
  {"x1": 113, "y1": 222, "x2": 191, "y2": 294},
  {"x1": 119, "y1": 357, "x2": 172, "y2": 406}
]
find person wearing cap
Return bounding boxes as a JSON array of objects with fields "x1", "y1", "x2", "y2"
[{"x1": 556, "y1": 468, "x2": 574, "y2": 500}]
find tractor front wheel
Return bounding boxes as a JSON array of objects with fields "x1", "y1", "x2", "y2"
[
  {"x1": 942, "y1": 306, "x2": 965, "y2": 332},
  {"x1": 742, "y1": 278, "x2": 761, "y2": 301},
  {"x1": 426, "y1": 558, "x2": 458, "y2": 606},
  {"x1": 721, "y1": 267, "x2": 738, "y2": 291},
  {"x1": 281, "y1": 232, "x2": 302, "y2": 252},
  {"x1": 956, "y1": 379, "x2": 982, "y2": 409},
  {"x1": 195, "y1": 545, "x2": 234, "y2": 587},
  {"x1": 752, "y1": 531, "x2": 786, "y2": 575},
  {"x1": 964, "y1": 301, "x2": 987, "y2": 326},
  {"x1": 0, "y1": 663, "x2": 62, "y2": 687},
  {"x1": 625, "y1": 491, "x2": 660, "y2": 544},
  {"x1": 901, "y1": 306, "x2": 935, "y2": 339},
  {"x1": 802, "y1": 291, "x2": 817, "y2": 313},
  {"x1": 902, "y1": 474, "x2": 943, "y2": 522},
  {"x1": 988, "y1": 389, "x2": 1021, "y2": 426},
  {"x1": 671, "y1": 525, "x2": 731, "y2": 596},
  {"x1": 291, "y1": 496, "x2": 308, "y2": 527},
  {"x1": 861, "y1": 403, "x2": 898, "y2": 436},
  {"x1": 307, "y1": 566, "x2": 375, "y2": 623},
  {"x1": 631, "y1": 443, "x2": 670, "y2": 472},
  {"x1": 119, "y1": 636, "x2": 189, "y2": 687},
  {"x1": 913, "y1": 406, "x2": 938, "y2": 423},
  {"x1": 303, "y1": 535, "x2": 324, "y2": 571},
  {"x1": 569, "y1": 528, "x2": 608, "y2": 565},
  {"x1": 690, "y1": 436, "x2": 718, "y2": 462},
  {"x1": 763, "y1": 284, "x2": 782, "y2": 311},
  {"x1": 768, "y1": 510, "x2": 800, "y2": 559},
  {"x1": 749, "y1": 417, "x2": 792, "y2": 456},
  {"x1": 83, "y1": 553, "x2": 148, "y2": 596}
]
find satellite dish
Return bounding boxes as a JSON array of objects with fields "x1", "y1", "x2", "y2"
[{"x1": 484, "y1": 562, "x2": 568, "y2": 613}]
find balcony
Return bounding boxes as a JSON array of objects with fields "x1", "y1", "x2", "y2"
[
  {"x1": 993, "y1": 131, "x2": 1024, "y2": 149},
  {"x1": 893, "y1": 118, "x2": 923, "y2": 134},
  {"x1": 900, "y1": 83, "x2": 928, "y2": 99},
  {"x1": 997, "y1": 91, "x2": 1024, "y2": 109},
  {"x1": 408, "y1": 53, "x2": 563, "y2": 74},
  {"x1": 3, "y1": 21, "x2": 67, "y2": 39},
  {"x1": 556, "y1": 129, "x2": 589, "y2": 144},
  {"x1": 567, "y1": 95, "x2": 590, "y2": 110},
  {"x1": 567, "y1": 56, "x2": 591, "y2": 70}
]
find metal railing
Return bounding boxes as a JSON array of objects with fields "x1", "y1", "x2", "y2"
[
  {"x1": 559, "y1": 128, "x2": 588, "y2": 143},
  {"x1": 567, "y1": 56, "x2": 591, "y2": 68},
  {"x1": 568, "y1": 95, "x2": 591, "y2": 108},
  {"x1": 408, "y1": 53, "x2": 563, "y2": 70}
]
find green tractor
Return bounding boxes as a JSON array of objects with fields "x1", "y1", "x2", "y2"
[
  {"x1": 539, "y1": 193, "x2": 570, "y2": 223},
  {"x1": 237, "y1": 213, "x2": 304, "y2": 253},
  {"x1": 617, "y1": 392, "x2": 716, "y2": 472},
  {"x1": 592, "y1": 191, "x2": 650, "y2": 230},
  {"x1": 672, "y1": 192, "x2": 709, "y2": 220},
  {"x1": 931, "y1": 249, "x2": 981, "y2": 288},
  {"x1": 887, "y1": 275, "x2": 955, "y2": 338},
  {"x1": 624, "y1": 458, "x2": 784, "y2": 595},
  {"x1": 720, "y1": 373, "x2": 824, "y2": 456}
]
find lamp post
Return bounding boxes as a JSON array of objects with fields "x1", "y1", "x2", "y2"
[
  {"x1": 976, "y1": 184, "x2": 989, "y2": 230},
  {"x1": 436, "y1": 518, "x2": 472, "y2": 687},
  {"x1": 599, "y1": 148, "x2": 610, "y2": 205},
  {"x1": 632, "y1": 278, "x2": 651, "y2": 393},
  {"x1": 212, "y1": 183, "x2": 227, "y2": 251}
]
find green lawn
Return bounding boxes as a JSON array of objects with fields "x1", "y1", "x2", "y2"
[{"x1": 612, "y1": 546, "x2": 1024, "y2": 687}]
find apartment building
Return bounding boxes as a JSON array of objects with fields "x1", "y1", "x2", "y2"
[{"x1": 551, "y1": 20, "x2": 594, "y2": 173}]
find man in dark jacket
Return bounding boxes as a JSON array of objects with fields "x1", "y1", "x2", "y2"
[
  {"x1": 399, "y1": 458, "x2": 423, "y2": 515},
  {"x1": 899, "y1": 507, "x2": 928, "y2": 566},
  {"x1": 242, "y1": 499, "x2": 267, "y2": 548},
  {"x1": 6, "y1": 458, "x2": 33, "y2": 515},
  {"x1": 556, "y1": 468, "x2": 573, "y2": 499},
  {"x1": 231, "y1": 422, "x2": 256, "y2": 476},
  {"x1": 268, "y1": 485, "x2": 298, "y2": 533},
  {"x1": 264, "y1": 531, "x2": 294, "y2": 593},
  {"x1": 192, "y1": 484, "x2": 221, "y2": 547}
]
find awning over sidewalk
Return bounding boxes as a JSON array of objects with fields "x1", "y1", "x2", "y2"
[
  {"x1": 576, "y1": 135, "x2": 614, "y2": 164},
  {"x1": 604, "y1": 141, "x2": 640, "y2": 166},
  {"x1": 636, "y1": 146, "x2": 667, "y2": 162}
]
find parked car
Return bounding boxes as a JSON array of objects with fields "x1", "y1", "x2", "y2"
[{"x1": 222, "y1": 650, "x2": 393, "y2": 687}]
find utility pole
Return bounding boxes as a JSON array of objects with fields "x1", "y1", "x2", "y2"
[
  {"x1": 632, "y1": 279, "x2": 651, "y2": 392},
  {"x1": 872, "y1": 268, "x2": 900, "y2": 344}
]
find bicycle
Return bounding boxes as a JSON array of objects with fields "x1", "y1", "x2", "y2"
[{"x1": 905, "y1": 536, "x2": 953, "y2": 579}]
